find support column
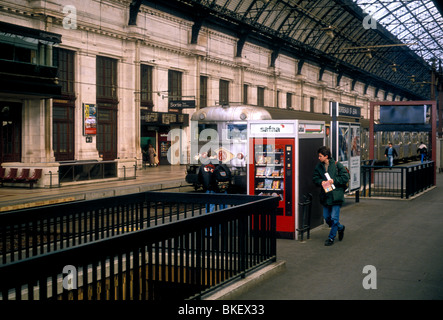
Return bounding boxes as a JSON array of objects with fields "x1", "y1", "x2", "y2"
[
  {"x1": 369, "y1": 101, "x2": 375, "y2": 161},
  {"x1": 76, "y1": 51, "x2": 100, "y2": 160}
]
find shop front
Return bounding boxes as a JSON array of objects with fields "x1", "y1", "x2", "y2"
[{"x1": 140, "y1": 110, "x2": 189, "y2": 165}]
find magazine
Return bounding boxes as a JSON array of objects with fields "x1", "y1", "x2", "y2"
[
  {"x1": 272, "y1": 180, "x2": 280, "y2": 189},
  {"x1": 322, "y1": 173, "x2": 335, "y2": 193},
  {"x1": 264, "y1": 179, "x2": 273, "y2": 189},
  {"x1": 256, "y1": 155, "x2": 264, "y2": 164},
  {"x1": 256, "y1": 167, "x2": 265, "y2": 176}
]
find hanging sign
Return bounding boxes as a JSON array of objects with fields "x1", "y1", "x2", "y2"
[
  {"x1": 169, "y1": 100, "x2": 196, "y2": 110},
  {"x1": 338, "y1": 103, "x2": 361, "y2": 118}
]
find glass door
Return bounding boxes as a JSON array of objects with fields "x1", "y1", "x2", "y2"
[
  {"x1": 249, "y1": 138, "x2": 296, "y2": 238},
  {"x1": 253, "y1": 142, "x2": 285, "y2": 205}
]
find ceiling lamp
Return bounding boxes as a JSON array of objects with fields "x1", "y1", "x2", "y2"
[{"x1": 322, "y1": 26, "x2": 335, "y2": 39}]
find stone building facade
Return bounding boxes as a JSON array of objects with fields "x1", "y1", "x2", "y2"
[{"x1": 0, "y1": 0, "x2": 396, "y2": 187}]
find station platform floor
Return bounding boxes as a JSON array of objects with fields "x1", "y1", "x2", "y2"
[
  {"x1": 0, "y1": 164, "x2": 191, "y2": 212},
  {"x1": 1, "y1": 164, "x2": 442, "y2": 300},
  {"x1": 235, "y1": 172, "x2": 443, "y2": 300}
]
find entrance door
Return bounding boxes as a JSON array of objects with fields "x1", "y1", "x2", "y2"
[
  {"x1": 97, "y1": 104, "x2": 117, "y2": 161},
  {"x1": 0, "y1": 102, "x2": 21, "y2": 163},
  {"x1": 53, "y1": 103, "x2": 75, "y2": 161}
]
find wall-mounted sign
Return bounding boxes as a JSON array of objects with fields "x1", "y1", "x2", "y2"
[
  {"x1": 250, "y1": 123, "x2": 295, "y2": 135},
  {"x1": 338, "y1": 103, "x2": 361, "y2": 118},
  {"x1": 162, "y1": 113, "x2": 176, "y2": 124},
  {"x1": 140, "y1": 112, "x2": 158, "y2": 123},
  {"x1": 298, "y1": 123, "x2": 324, "y2": 134},
  {"x1": 83, "y1": 103, "x2": 97, "y2": 135},
  {"x1": 140, "y1": 110, "x2": 189, "y2": 126},
  {"x1": 169, "y1": 100, "x2": 196, "y2": 110}
]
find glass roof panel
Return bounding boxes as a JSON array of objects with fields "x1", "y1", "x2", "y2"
[
  {"x1": 184, "y1": 0, "x2": 435, "y2": 98},
  {"x1": 353, "y1": 0, "x2": 443, "y2": 64}
]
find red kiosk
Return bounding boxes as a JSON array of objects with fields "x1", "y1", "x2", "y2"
[{"x1": 247, "y1": 120, "x2": 325, "y2": 239}]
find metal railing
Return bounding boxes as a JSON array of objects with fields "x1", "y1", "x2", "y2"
[
  {"x1": 0, "y1": 192, "x2": 278, "y2": 300},
  {"x1": 58, "y1": 161, "x2": 118, "y2": 183},
  {"x1": 0, "y1": 192, "x2": 268, "y2": 264},
  {"x1": 361, "y1": 161, "x2": 435, "y2": 199}
]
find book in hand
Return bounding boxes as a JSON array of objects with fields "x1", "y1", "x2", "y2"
[{"x1": 322, "y1": 173, "x2": 335, "y2": 193}]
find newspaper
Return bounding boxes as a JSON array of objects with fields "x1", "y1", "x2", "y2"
[{"x1": 322, "y1": 173, "x2": 335, "y2": 193}]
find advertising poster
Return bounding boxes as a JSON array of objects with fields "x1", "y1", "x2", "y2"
[
  {"x1": 350, "y1": 124, "x2": 361, "y2": 191},
  {"x1": 338, "y1": 123, "x2": 349, "y2": 163},
  {"x1": 83, "y1": 103, "x2": 97, "y2": 135},
  {"x1": 338, "y1": 122, "x2": 361, "y2": 192}
]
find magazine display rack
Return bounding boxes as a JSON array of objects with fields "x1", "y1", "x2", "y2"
[{"x1": 253, "y1": 143, "x2": 285, "y2": 200}]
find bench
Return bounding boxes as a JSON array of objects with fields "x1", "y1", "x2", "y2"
[
  {"x1": 14, "y1": 168, "x2": 30, "y2": 182},
  {"x1": 1, "y1": 168, "x2": 42, "y2": 188},
  {"x1": 25, "y1": 169, "x2": 42, "y2": 188},
  {"x1": 1, "y1": 168, "x2": 17, "y2": 187}
]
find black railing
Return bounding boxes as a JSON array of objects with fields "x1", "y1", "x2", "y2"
[
  {"x1": 297, "y1": 193, "x2": 312, "y2": 241},
  {"x1": 58, "y1": 161, "x2": 118, "y2": 183},
  {"x1": 361, "y1": 161, "x2": 435, "y2": 199},
  {"x1": 0, "y1": 192, "x2": 269, "y2": 264},
  {"x1": 0, "y1": 192, "x2": 278, "y2": 300}
]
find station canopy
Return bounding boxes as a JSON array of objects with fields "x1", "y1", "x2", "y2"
[{"x1": 139, "y1": 0, "x2": 443, "y2": 100}]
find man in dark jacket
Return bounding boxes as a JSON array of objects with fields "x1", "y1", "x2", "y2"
[
  {"x1": 384, "y1": 142, "x2": 398, "y2": 167},
  {"x1": 312, "y1": 146, "x2": 350, "y2": 246},
  {"x1": 198, "y1": 162, "x2": 216, "y2": 210}
]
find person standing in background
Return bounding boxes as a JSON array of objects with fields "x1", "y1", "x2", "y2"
[
  {"x1": 384, "y1": 142, "x2": 398, "y2": 167},
  {"x1": 417, "y1": 142, "x2": 428, "y2": 163}
]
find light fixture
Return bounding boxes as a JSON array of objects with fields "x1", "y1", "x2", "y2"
[
  {"x1": 409, "y1": 75, "x2": 416, "y2": 83},
  {"x1": 321, "y1": 26, "x2": 335, "y2": 39},
  {"x1": 391, "y1": 63, "x2": 397, "y2": 72},
  {"x1": 416, "y1": 81, "x2": 431, "y2": 87},
  {"x1": 365, "y1": 49, "x2": 372, "y2": 59}
]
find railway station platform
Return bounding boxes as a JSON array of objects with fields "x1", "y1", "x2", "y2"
[
  {"x1": 1, "y1": 164, "x2": 442, "y2": 301},
  {"x1": 0, "y1": 165, "x2": 191, "y2": 212},
  {"x1": 233, "y1": 172, "x2": 443, "y2": 300}
]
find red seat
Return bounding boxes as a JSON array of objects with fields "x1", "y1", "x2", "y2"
[
  {"x1": 14, "y1": 168, "x2": 30, "y2": 182},
  {"x1": 26, "y1": 169, "x2": 42, "y2": 188},
  {"x1": 1, "y1": 168, "x2": 18, "y2": 186}
]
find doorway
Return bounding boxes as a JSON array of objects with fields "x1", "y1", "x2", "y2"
[{"x1": 0, "y1": 102, "x2": 21, "y2": 163}]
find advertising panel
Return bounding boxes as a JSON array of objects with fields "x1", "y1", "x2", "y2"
[{"x1": 83, "y1": 103, "x2": 97, "y2": 135}]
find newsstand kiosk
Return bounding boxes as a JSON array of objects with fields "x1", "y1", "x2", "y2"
[{"x1": 247, "y1": 120, "x2": 325, "y2": 239}]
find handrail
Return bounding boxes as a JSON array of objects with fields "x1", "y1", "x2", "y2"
[
  {"x1": 361, "y1": 161, "x2": 434, "y2": 199},
  {"x1": 58, "y1": 160, "x2": 118, "y2": 183},
  {"x1": 0, "y1": 193, "x2": 278, "y2": 300},
  {"x1": 0, "y1": 192, "x2": 276, "y2": 263}
]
